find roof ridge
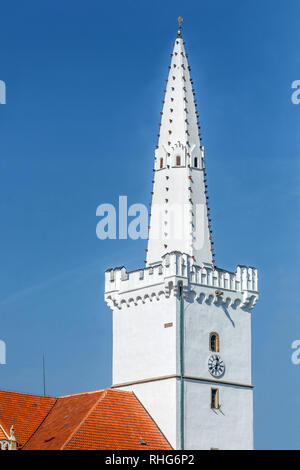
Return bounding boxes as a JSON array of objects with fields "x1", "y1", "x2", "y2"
[
  {"x1": 132, "y1": 392, "x2": 173, "y2": 449},
  {"x1": 21, "y1": 398, "x2": 58, "y2": 448},
  {"x1": 58, "y1": 387, "x2": 134, "y2": 398},
  {"x1": 58, "y1": 388, "x2": 106, "y2": 398},
  {"x1": 60, "y1": 389, "x2": 108, "y2": 450},
  {"x1": 0, "y1": 389, "x2": 54, "y2": 399}
]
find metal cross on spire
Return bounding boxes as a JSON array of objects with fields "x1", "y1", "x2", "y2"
[{"x1": 177, "y1": 16, "x2": 183, "y2": 37}]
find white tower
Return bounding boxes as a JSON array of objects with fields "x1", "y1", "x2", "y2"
[{"x1": 105, "y1": 22, "x2": 258, "y2": 450}]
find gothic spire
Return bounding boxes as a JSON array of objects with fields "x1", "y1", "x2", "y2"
[{"x1": 146, "y1": 27, "x2": 214, "y2": 267}]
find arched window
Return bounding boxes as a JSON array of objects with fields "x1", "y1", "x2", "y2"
[
  {"x1": 176, "y1": 155, "x2": 181, "y2": 166},
  {"x1": 210, "y1": 332, "x2": 220, "y2": 352}
]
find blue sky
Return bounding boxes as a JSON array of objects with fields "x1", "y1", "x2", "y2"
[{"x1": 0, "y1": 0, "x2": 300, "y2": 450}]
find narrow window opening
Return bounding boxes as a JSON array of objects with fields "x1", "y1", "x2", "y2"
[
  {"x1": 210, "y1": 332, "x2": 220, "y2": 352},
  {"x1": 194, "y1": 157, "x2": 198, "y2": 168},
  {"x1": 211, "y1": 388, "x2": 219, "y2": 409},
  {"x1": 176, "y1": 156, "x2": 181, "y2": 166},
  {"x1": 160, "y1": 158, "x2": 163, "y2": 169}
]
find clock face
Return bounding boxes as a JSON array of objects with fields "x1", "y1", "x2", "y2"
[{"x1": 208, "y1": 354, "x2": 225, "y2": 377}]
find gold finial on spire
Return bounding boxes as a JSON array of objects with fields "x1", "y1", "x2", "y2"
[{"x1": 177, "y1": 16, "x2": 183, "y2": 37}]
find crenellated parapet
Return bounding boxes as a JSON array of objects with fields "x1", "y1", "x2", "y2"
[{"x1": 105, "y1": 251, "x2": 258, "y2": 311}]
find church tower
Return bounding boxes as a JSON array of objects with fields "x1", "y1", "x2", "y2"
[{"x1": 105, "y1": 21, "x2": 258, "y2": 450}]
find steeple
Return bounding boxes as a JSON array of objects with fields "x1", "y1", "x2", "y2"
[
  {"x1": 105, "y1": 21, "x2": 258, "y2": 451},
  {"x1": 146, "y1": 25, "x2": 214, "y2": 267}
]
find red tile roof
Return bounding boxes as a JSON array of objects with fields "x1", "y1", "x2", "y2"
[
  {"x1": 0, "y1": 389, "x2": 171, "y2": 450},
  {"x1": 24, "y1": 390, "x2": 104, "y2": 450},
  {"x1": 65, "y1": 389, "x2": 170, "y2": 450},
  {"x1": 0, "y1": 390, "x2": 56, "y2": 447},
  {"x1": 0, "y1": 426, "x2": 8, "y2": 440}
]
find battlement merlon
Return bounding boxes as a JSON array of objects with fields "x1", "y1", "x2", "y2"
[{"x1": 104, "y1": 252, "x2": 258, "y2": 311}]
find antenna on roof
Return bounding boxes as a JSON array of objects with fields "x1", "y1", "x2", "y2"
[{"x1": 42, "y1": 353, "x2": 46, "y2": 396}]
